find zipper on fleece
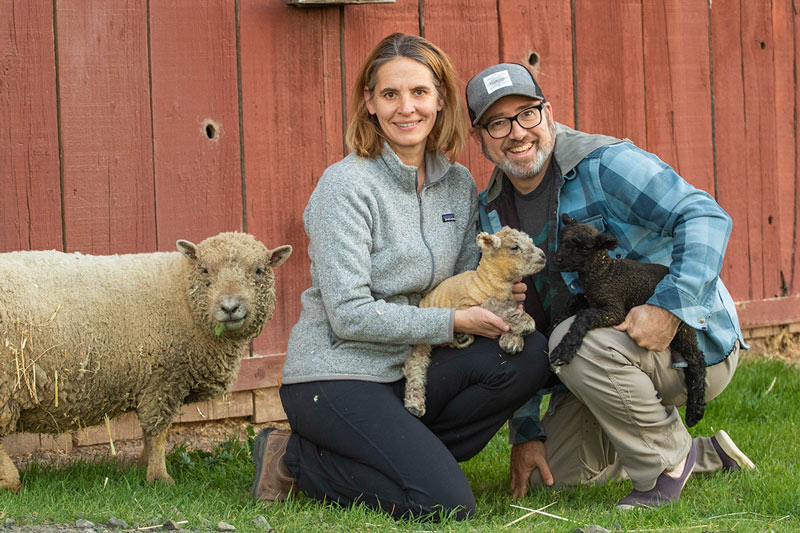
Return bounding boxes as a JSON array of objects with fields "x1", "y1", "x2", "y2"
[{"x1": 416, "y1": 173, "x2": 437, "y2": 293}]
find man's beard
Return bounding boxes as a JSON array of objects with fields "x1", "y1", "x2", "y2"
[{"x1": 482, "y1": 117, "x2": 556, "y2": 179}]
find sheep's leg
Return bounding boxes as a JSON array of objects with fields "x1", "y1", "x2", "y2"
[
  {"x1": 0, "y1": 443, "x2": 21, "y2": 492},
  {"x1": 403, "y1": 344, "x2": 432, "y2": 417},
  {"x1": 674, "y1": 328, "x2": 707, "y2": 427},
  {"x1": 451, "y1": 333, "x2": 474, "y2": 349},
  {"x1": 550, "y1": 308, "x2": 620, "y2": 367},
  {"x1": 500, "y1": 308, "x2": 537, "y2": 354},
  {"x1": 142, "y1": 426, "x2": 174, "y2": 484}
]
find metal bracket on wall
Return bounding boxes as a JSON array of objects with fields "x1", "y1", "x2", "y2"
[{"x1": 286, "y1": 0, "x2": 394, "y2": 5}]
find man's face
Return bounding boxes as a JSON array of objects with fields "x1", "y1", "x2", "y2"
[{"x1": 476, "y1": 95, "x2": 556, "y2": 191}]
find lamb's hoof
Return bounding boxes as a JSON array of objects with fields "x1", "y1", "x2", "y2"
[
  {"x1": 500, "y1": 337, "x2": 524, "y2": 354},
  {"x1": 685, "y1": 406, "x2": 705, "y2": 427},
  {"x1": 452, "y1": 333, "x2": 474, "y2": 349},
  {"x1": 405, "y1": 405, "x2": 425, "y2": 418}
]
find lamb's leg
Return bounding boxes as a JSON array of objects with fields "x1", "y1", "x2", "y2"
[
  {"x1": 0, "y1": 443, "x2": 21, "y2": 492},
  {"x1": 403, "y1": 344, "x2": 432, "y2": 417},
  {"x1": 451, "y1": 333, "x2": 474, "y2": 349},
  {"x1": 142, "y1": 426, "x2": 174, "y2": 484},
  {"x1": 674, "y1": 328, "x2": 707, "y2": 427},
  {"x1": 549, "y1": 308, "x2": 621, "y2": 367},
  {"x1": 500, "y1": 308, "x2": 537, "y2": 354}
]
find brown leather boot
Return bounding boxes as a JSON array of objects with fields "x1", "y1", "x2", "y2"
[{"x1": 250, "y1": 428, "x2": 296, "y2": 502}]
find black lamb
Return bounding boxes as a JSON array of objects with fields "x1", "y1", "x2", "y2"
[{"x1": 549, "y1": 214, "x2": 706, "y2": 427}]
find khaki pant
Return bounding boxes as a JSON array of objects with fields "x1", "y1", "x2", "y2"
[{"x1": 531, "y1": 316, "x2": 739, "y2": 491}]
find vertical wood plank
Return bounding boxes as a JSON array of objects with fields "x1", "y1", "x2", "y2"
[
  {"x1": 741, "y1": 0, "x2": 781, "y2": 299},
  {"x1": 711, "y1": 2, "x2": 751, "y2": 301},
  {"x1": 497, "y1": 0, "x2": 575, "y2": 129},
  {"x1": 56, "y1": 0, "x2": 156, "y2": 254},
  {"x1": 642, "y1": 0, "x2": 714, "y2": 195},
  {"x1": 0, "y1": 0, "x2": 62, "y2": 252},
  {"x1": 149, "y1": 0, "x2": 242, "y2": 248},
  {"x1": 573, "y1": 0, "x2": 645, "y2": 144},
  {"x1": 772, "y1": 0, "x2": 798, "y2": 296},
  {"x1": 423, "y1": 0, "x2": 500, "y2": 189},
  {"x1": 793, "y1": 0, "x2": 800, "y2": 295},
  {"x1": 240, "y1": 0, "x2": 343, "y2": 355}
]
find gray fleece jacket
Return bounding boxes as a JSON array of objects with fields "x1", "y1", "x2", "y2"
[{"x1": 281, "y1": 143, "x2": 480, "y2": 384}]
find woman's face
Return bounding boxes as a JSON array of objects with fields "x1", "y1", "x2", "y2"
[{"x1": 365, "y1": 57, "x2": 444, "y2": 165}]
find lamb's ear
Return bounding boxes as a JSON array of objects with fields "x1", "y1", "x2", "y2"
[
  {"x1": 177, "y1": 240, "x2": 198, "y2": 260},
  {"x1": 477, "y1": 232, "x2": 502, "y2": 252},
  {"x1": 268, "y1": 245, "x2": 293, "y2": 268},
  {"x1": 597, "y1": 232, "x2": 618, "y2": 250},
  {"x1": 561, "y1": 213, "x2": 577, "y2": 226}
]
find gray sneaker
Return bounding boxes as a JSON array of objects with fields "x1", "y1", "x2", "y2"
[
  {"x1": 617, "y1": 440, "x2": 697, "y2": 511},
  {"x1": 250, "y1": 428, "x2": 296, "y2": 502},
  {"x1": 710, "y1": 429, "x2": 755, "y2": 471}
]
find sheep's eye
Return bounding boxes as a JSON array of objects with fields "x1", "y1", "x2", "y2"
[
  {"x1": 200, "y1": 265, "x2": 209, "y2": 275},
  {"x1": 255, "y1": 267, "x2": 264, "y2": 275},
  {"x1": 510, "y1": 245, "x2": 520, "y2": 251}
]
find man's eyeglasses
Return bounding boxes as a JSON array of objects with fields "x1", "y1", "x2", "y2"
[{"x1": 480, "y1": 104, "x2": 545, "y2": 139}]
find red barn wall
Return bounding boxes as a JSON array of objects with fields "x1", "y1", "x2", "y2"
[{"x1": 3, "y1": 0, "x2": 800, "y2": 356}]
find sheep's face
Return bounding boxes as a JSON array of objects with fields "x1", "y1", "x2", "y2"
[
  {"x1": 554, "y1": 214, "x2": 618, "y2": 273},
  {"x1": 177, "y1": 233, "x2": 292, "y2": 340},
  {"x1": 477, "y1": 226, "x2": 546, "y2": 280}
]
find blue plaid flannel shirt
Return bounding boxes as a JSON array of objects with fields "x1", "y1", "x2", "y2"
[{"x1": 479, "y1": 129, "x2": 746, "y2": 444}]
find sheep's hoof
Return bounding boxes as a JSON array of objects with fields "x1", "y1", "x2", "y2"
[
  {"x1": 500, "y1": 336, "x2": 524, "y2": 354},
  {"x1": 685, "y1": 405, "x2": 705, "y2": 427},
  {"x1": 452, "y1": 333, "x2": 474, "y2": 349},
  {"x1": 0, "y1": 477, "x2": 22, "y2": 493},
  {"x1": 405, "y1": 404, "x2": 425, "y2": 417}
]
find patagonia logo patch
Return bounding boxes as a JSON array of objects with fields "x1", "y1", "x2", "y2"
[{"x1": 442, "y1": 213, "x2": 456, "y2": 223}]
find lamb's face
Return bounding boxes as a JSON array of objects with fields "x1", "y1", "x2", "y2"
[
  {"x1": 178, "y1": 233, "x2": 292, "y2": 340},
  {"x1": 478, "y1": 227, "x2": 546, "y2": 280},
  {"x1": 554, "y1": 223, "x2": 600, "y2": 272}
]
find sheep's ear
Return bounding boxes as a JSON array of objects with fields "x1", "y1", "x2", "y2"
[
  {"x1": 268, "y1": 245, "x2": 292, "y2": 268},
  {"x1": 177, "y1": 240, "x2": 198, "y2": 261},
  {"x1": 477, "y1": 232, "x2": 502, "y2": 252},
  {"x1": 561, "y1": 213, "x2": 576, "y2": 226},
  {"x1": 597, "y1": 232, "x2": 618, "y2": 250}
]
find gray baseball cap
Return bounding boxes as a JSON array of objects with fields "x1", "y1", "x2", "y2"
[{"x1": 466, "y1": 63, "x2": 545, "y2": 125}]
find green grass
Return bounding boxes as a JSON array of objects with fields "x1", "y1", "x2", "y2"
[{"x1": 1, "y1": 358, "x2": 798, "y2": 532}]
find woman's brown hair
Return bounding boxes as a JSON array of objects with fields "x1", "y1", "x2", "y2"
[{"x1": 345, "y1": 33, "x2": 467, "y2": 163}]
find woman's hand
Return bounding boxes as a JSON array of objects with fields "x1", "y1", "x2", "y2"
[{"x1": 453, "y1": 307, "x2": 509, "y2": 338}]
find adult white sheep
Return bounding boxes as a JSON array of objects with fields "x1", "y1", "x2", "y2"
[{"x1": 0, "y1": 232, "x2": 291, "y2": 492}]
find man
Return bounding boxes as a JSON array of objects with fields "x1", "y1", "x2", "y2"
[{"x1": 465, "y1": 63, "x2": 754, "y2": 510}]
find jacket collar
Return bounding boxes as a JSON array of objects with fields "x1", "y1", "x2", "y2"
[
  {"x1": 378, "y1": 142, "x2": 452, "y2": 191},
  {"x1": 482, "y1": 122, "x2": 626, "y2": 204}
]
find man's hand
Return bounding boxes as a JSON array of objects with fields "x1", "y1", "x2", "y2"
[
  {"x1": 509, "y1": 440, "x2": 553, "y2": 499},
  {"x1": 454, "y1": 306, "x2": 508, "y2": 338},
  {"x1": 613, "y1": 304, "x2": 680, "y2": 351},
  {"x1": 511, "y1": 278, "x2": 527, "y2": 305}
]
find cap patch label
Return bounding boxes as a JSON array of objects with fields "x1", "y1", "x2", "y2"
[
  {"x1": 442, "y1": 213, "x2": 456, "y2": 223},
  {"x1": 483, "y1": 70, "x2": 513, "y2": 94}
]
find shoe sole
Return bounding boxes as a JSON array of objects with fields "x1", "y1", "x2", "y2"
[
  {"x1": 249, "y1": 428, "x2": 274, "y2": 500},
  {"x1": 715, "y1": 430, "x2": 755, "y2": 471}
]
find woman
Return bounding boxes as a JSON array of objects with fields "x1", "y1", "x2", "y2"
[{"x1": 250, "y1": 33, "x2": 551, "y2": 520}]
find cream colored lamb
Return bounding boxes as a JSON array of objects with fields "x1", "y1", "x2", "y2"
[
  {"x1": 403, "y1": 226, "x2": 546, "y2": 416},
  {"x1": 0, "y1": 232, "x2": 291, "y2": 492}
]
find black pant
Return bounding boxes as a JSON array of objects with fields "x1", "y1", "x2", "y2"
[{"x1": 279, "y1": 332, "x2": 550, "y2": 520}]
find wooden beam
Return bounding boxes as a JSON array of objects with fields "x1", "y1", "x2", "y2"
[
  {"x1": 736, "y1": 295, "x2": 800, "y2": 329},
  {"x1": 230, "y1": 354, "x2": 285, "y2": 391}
]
